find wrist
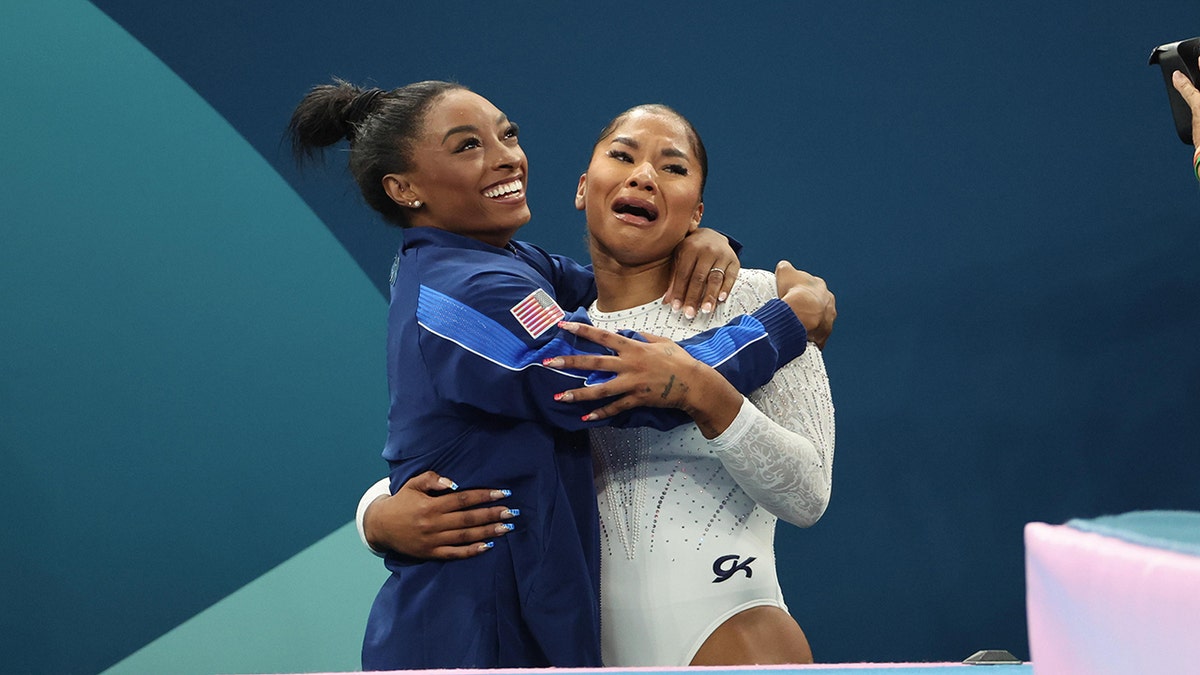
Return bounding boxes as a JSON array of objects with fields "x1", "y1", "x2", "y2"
[
  {"x1": 680, "y1": 364, "x2": 743, "y2": 439},
  {"x1": 706, "y1": 395, "x2": 755, "y2": 447}
]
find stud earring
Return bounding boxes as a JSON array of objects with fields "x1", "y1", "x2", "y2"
[{"x1": 410, "y1": 200, "x2": 422, "y2": 208}]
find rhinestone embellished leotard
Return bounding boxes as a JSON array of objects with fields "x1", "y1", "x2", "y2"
[{"x1": 589, "y1": 269, "x2": 835, "y2": 666}]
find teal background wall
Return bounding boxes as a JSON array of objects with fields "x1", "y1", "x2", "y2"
[
  {"x1": 1, "y1": 4, "x2": 387, "y2": 673},
  {"x1": 2, "y1": 2, "x2": 1198, "y2": 673}
]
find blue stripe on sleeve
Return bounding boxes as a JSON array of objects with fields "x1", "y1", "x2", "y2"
[
  {"x1": 417, "y1": 285, "x2": 546, "y2": 370},
  {"x1": 678, "y1": 315, "x2": 769, "y2": 368},
  {"x1": 417, "y1": 285, "x2": 596, "y2": 383},
  {"x1": 418, "y1": 285, "x2": 768, "y2": 381}
]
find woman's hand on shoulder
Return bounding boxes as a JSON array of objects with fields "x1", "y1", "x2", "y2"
[
  {"x1": 665, "y1": 228, "x2": 740, "y2": 320},
  {"x1": 774, "y1": 261, "x2": 836, "y2": 350}
]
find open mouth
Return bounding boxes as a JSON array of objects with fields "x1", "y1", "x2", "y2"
[
  {"x1": 612, "y1": 196, "x2": 659, "y2": 225},
  {"x1": 483, "y1": 178, "x2": 524, "y2": 200}
]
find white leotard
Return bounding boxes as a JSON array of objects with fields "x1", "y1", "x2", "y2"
[{"x1": 589, "y1": 268, "x2": 835, "y2": 667}]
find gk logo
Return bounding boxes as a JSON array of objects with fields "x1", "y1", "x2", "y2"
[{"x1": 712, "y1": 554, "x2": 757, "y2": 583}]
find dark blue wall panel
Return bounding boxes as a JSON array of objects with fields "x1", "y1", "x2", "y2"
[{"x1": 3, "y1": 1, "x2": 1198, "y2": 672}]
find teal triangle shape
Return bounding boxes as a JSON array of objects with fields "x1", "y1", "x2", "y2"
[{"x1": 102, "y1": 523, "x2": 388, "y2": 675}]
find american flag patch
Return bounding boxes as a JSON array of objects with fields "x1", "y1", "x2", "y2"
[{"x1": 510, "y1": 288, "x2": 565, "y2": 338}]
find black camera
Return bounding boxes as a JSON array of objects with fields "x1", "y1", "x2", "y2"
[{"x1": 1149, "y1": 37, "x2": 1200, "y2": 144}]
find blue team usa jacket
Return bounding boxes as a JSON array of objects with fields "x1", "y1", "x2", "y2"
[{"x1": 362, "y1": 227, "x2": 807, "y2": 669}]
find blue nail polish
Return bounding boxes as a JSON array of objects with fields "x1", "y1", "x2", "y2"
[
  {"x1": 508, "y1": 508, "x2": 520, "y2": 517},
  {"x1": 449, "y1": 481, "x2": 459, "y2": 490},
  {"x1": 502, "y1": 523, "x2": 515, "y2": 531},
  {"x1": 482, "y1": 541, "x2": 495, "y2": 549},
  {"x1": 499, "y1": 489, "x2": 512, "y2": 497}
]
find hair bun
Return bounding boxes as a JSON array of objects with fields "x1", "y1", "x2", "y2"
[{"x1": 345, "y1": 88, "x2": 386, "y2": 133}]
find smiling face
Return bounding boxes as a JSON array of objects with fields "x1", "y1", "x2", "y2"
[
  {"x1": 575, "y1": 109, "x2": 705, "y2": 269},
  {"x1": 383, "y1": 89, "x2": 530, "y2": 247}
]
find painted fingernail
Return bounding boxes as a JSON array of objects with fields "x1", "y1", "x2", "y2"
[
  {"x1": 555, "y1": 391, "x2": 573, "y2": 402},
  {"x1": 502, "y1": 508, "x2": 521, "y2": 518},
  {"x1": 479, "y1": 541, "x2": 495, "y2": 551},
  {"x1": 684, "y1": 306, "x2": 697, "y2": 319},
  {"x1": 671, "y1": 299, "x2": 682, "y2": 312},
  {"x1": 437, "y1": 477, "x2": 459, "y2": 490},
  {"x1": 557, "y1": 321, "x2": 578, "y2": 331},
  {"x1": 719, "y1": 292, "x2": 728, "y2": 302},
  {"x1": 543, "y1": 357, "x2": 563, "y2": 368},
  {"x1": 496, "y1": 523, "x2": 515, "y2": 533},
  {"x1": 701, "y1": 302, "x2": 713, "y2": 314},
  {"x1": 491, "y1": 489, "x2": 512, "y2": 499},
  {"x1": 581, "y1": 413, "x2": 596, "y2": 422}
]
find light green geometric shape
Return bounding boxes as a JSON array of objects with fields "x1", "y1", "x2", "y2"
[{"x1": 103, "y1": 523, "x2": 389, "y2": 675}]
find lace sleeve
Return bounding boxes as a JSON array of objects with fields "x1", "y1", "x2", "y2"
[{"x1": 707, "y1": 345, "x2": 835, "y2": 527}]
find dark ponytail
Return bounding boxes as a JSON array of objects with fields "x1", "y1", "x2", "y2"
[{"x1": 288, "y1": 78, "x2": 465, "y2": 227}]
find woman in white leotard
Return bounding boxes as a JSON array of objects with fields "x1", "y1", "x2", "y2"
[
  {"x1": 573, "y1": 104, "x2": 833, "y2": 666},
  {"x1": 360, "y1": 103, "x2": 835, "y2": 666}
]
